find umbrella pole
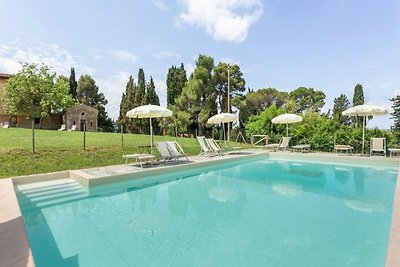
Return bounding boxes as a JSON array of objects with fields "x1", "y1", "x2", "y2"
[
  {"x1": 362, "y1": 116, "x2": 365, "y2": 155},
  {"x1": 150, "y1": 117, "x2": 153, "y2": 154},
  {"x1": 223, "y1": 123, "x2": 226, "y2": 147},
  {"x1": 286, "y1": 123, "x2": 288, "y2": 137}
]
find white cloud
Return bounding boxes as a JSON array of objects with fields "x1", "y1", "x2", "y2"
[
  {"x1": 0, "y1": 43, "x2": 95, "y2": 76},
  {"x1": 110, "y1": 50, "x2": 137, "y2": 63},
  {"x1": 152, "y1": 51, "x2": 181, "y2": 59},
  {"x1": 185, "y1": 63, "x2": 195, "y2": 77},
  {"x1": 153, "y1": 0, "x2": 168, "y2": 12},
  {"x1": 217, "y1": 57, "x2": 240, "y2": 65},
  {"x1": 177, "y1": 0, "x2": 263, "y2": 42},
  {"x1": 97, "y1": 71, "x2": 131, "y2": 119},
  {"x1": 378, "y1": 81, "x2": 393, "y2": 89},
  {"x1": 0, "y1": 41, "x2": 132, "y2": 120},
  {"x1": 153, "y1": 78, "x2": 167, "y2": 106}
]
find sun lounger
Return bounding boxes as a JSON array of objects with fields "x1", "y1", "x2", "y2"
[
  {"x1": 123, "y1": 153, "x2": 155, "y2": 167},
  {"x1": 334, "y1": 145, "x2": 352, "y2": 155},
  {"x1": 58, "y1": 124, "x2": 66, "y2": 131},
  {"x1": 388, "y1": 148, "x2": 400, "y2": 158},
  {"x1": 206, "y1": 138, "x2": 225, "y2": 155},
  {"x1": 206, "y1": 138, "x2": 242, "y2": 155},
  {"x1": 266, "y1": 137, "x2": 291, "y2": 151},
  {"x1": 370, "y1": 138, "x2": 386, "y2": 157},
  {"x1": 166, "y1": 141, "x2": 189, "y2": 162},
  {"x1": 292, "y1": 144, "x2": 311, "y2": 153},
  {"x1": 155, "y1": 142, "x2": 176, "y2": 163},
  {"x1": 68, "y1": 125, "x2": 76, "y2": 131},
  {"x1": 197, "y1": 136, "x2": 217, "y2": 156}
]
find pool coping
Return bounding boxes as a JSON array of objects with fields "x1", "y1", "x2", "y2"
[{"x1": 1, "y1": 150, "x2": 400, "y2": 267}]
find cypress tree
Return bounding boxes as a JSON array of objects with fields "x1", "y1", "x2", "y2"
[
  {"x1": 166, "y1": 63, "x2": 187, "y2": 107},
  {"x1": 390, "y1": 95, "x2": 400, "y2": 142},
  {"x1": 352, "y1": 84, "x2": 365, "y2": 126},
  {"x1": 118, "y1": 76, "x2": 136, "y2": 132},
  {"x1": 136, "y1": 68, "x2": 146, "y2": 106},
  {"x1": 145, "y1": 76, "x2": 160, "y2": 105},
  {"x1": 166, "y1": 65, "x2": 177, "y2": 106},
  {"x1": 69, "y1": 67, "x2": 78, "y2": 99},
  {"x1": 352, "y1": 84, "x2": 364, "y2": 106}
]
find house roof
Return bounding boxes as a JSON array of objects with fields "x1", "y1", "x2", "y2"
[
  {"x1": 67, "y1": 103, "x2": 99, "y2": 114},
  {"x1": 0, "y1": 73, "x2": 11, "y2": 79}
]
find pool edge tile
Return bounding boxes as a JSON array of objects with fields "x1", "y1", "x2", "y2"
[{"x1": 0, "y1": 179, "x2": 35, "y2": 267}]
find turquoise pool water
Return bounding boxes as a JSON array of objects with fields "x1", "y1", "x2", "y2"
[{"x1": 16, "y1": 158, "x2": 397, "y2": 267}]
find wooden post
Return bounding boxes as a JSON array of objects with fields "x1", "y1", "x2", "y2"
[
  {"x1": 121, "y1": 124, "x2": 124, "y2": 148},
  {"x1": 83, "y1": 121, "x2": 86, "y2": 150},
  {"x1": 31, "y1": 119, "x2": 35, "y2": 155}
]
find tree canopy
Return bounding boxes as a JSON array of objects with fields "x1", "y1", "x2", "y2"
[
  {"x1": 4, "y1": 63, "x2": 74, "y2": 120},
  {"x1": 77, "y1": 75, "x2": 113, "y2": 132}
]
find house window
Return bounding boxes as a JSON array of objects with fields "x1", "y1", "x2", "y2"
[
  {"x1": 90, "y1": 121, "x2": 93, "y2": 127},
  {"x1": 73, "y1": 121, "x2": 76, "y2": 125},
  {"x1": 34, "y1": 118, "x2": 40, "y2": 124},
  {"x1": 81, "y1": 112, "x2": 85, "y2": 116}
]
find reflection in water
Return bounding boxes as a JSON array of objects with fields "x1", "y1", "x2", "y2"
[
  {"x1": 209, "y1": 187, "x2": 239, "y2": 202},
  {"x1": 272, "y1": 183, "x2": 303, "y2": 197},
  {"x1": 344, "y1": 199, "x2": 385, "y2": 213},
  {"x1": 130, "y1": 212, "x2": 172, "y2": 233},
  {"x1": 16, "y1": 159, "x2": 397, "y2": 267}
]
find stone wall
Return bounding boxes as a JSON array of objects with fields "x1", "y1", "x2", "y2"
[{"x1": 65, "y1": 104, "x2": 98, "y2": 132}]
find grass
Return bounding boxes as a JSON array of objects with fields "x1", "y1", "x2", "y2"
[{"x1": 0, "y1": 128, "x2": 249, "y2": 178}]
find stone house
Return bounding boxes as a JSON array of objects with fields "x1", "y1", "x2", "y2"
[
  {"x1": 65, "y1": 104, "x2": 98, "y2": 132},
  {"x1": 0, "y1": 73, "x2": 98, "y2": 131},
  {"x1": 0, "y1": 73, "x2": 63, "y2": 129}
]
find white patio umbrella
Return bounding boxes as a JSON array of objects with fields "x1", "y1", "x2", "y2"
[
  {"x1": 271, "y1": 113, "x2": 303, "y2": 136},
  {"x1": 342, "y1": 104, "x2": 387, "y2": 155},
  {"x1": 207, "y1": 113, "x2": 238, "y2": 143},
  {"x1": 126, "y1": 104, "x2": 172, "y2": 154}
]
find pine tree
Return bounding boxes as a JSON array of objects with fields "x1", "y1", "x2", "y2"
[
  {"x1": 69, "y1": 67, "x2": 78, "y2": 99},
  {"x1": 390, "y1": 95, "x2": 400, "y2": 142},
  {"x1": 174, "y1": 55, "x2": 216, "y2": 136},
  {"x1": 77, "y1": 75, "x2": 114, "y2": 132},
  {"x1": 332, "y1": 94, "x2": 350, "y2": 125},
  {"x1": 166, "y1": 63, "x2": 187, "y2": 107}
]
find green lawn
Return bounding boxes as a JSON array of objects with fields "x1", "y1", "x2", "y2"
[{"x1": 0, "y1": 128, "x2": 248, "y2": 178}]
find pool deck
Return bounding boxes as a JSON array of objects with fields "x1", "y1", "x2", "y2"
[{"x1": 1, "y1": 149, "x2": 400, "y2": 267}]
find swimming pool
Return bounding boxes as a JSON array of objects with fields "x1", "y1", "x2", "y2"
[{"x1": 16, "y1": 157, "x2": 397, "y2": 266}]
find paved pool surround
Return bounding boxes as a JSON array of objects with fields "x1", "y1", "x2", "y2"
[{"x1": 1, "y1": 150, "x2": 399, "y2": 267}]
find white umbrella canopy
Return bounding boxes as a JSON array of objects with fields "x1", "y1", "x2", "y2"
[
  {"x1": 207, "y1": 113, "x2": 238, "y2": 124},
  {"x1": 207, "y1": 113, "x2": 238, "y2": 143},
  {"x1": 342, "y1": 104, "x2": 388, "y2": 154},
  {"x1": 126, "y1": 104, "x2": 173, "y2": 154},
  {"x1": 342, "y1": 104, "x2": 387, "y2": 117},
  {"x1": 271, "y1": 113, "x2": 303, "y2": 136},
  {"x1": 126, "y1": 104, "x2": 173, "y2": 118}
]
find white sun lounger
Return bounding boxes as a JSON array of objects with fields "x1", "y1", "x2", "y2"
[
  {"x1": 166, "y1": 141, "x2": 189, "y2": 162},
  {"x1": 265, "y1": 137, "x2": 291, "y2": 151},
  {"x1": 58, "y1": 124, "x2": 66, "y2": 131},
  {"x1": 123, "y1": 153, "x2": 155, "y2": 167},
  {"x1": 292, "y1": 144, "x2": 311, "y2": 153},
  {"x1": 155, "y1": 142, "x2": 176, "y2": 163},
  {"x1": 370, "y1": 138, "x2": 386, "y2": 157},
  {"x1": 197, "y1": 136, "x2": 217, "y2": 157},
  {"x1": 206, "y1": 138, "x2": 225, "y2": 155}
]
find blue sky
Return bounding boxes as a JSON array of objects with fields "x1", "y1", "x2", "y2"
[{"x1": 0, "y1": 0, "x2": 399, "y2": 128}]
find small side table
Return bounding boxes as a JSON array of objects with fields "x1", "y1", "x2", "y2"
[{"x1": 388, "y1": 148, "x2": 400, "y2": 158}]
